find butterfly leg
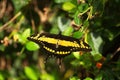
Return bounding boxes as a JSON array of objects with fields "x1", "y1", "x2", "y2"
[{"x1": 57, "y1": 58, "x2": 63, "y2": 69}]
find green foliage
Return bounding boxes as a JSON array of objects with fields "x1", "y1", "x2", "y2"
[{"x1": 0, "y1": 0, "x2": 120, "y2": 80}]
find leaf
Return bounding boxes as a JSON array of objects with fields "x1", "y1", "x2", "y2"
[
  {"x1": 82, "y1": 54, "x2": 92, "y2": 68},
  {"x1": 84, "y1": 77, "x2": 93, "y2": 80},
  {"x1": 62, "y1": 2, "x2": 76, "y2": 11},
  {"x1": 93, "y1": 53, "x2": 102, "y2": 61},
  {"x1": 70, "y1": 76, "x2": 80, "y2": 80},
  {"x1": 71, "y1": 59, "x2": 84, "y2": 67},
  {"x1": 40, "y1": 73, "x2": 55, "y2": 80},
  {"x1": 24, "y1": 66, "x2": 38, "y2": 80},
  {"x1": 62, "y1": 26, "x2": 74, "y2": 36},
  {"x1": 83, "y1": 20, "x2": 89, "y2": 28},
  {"x1": 73, "y1": 31, "x2": 83, "y2": 39},
  {"x1": 90, "y1": 32, "x2": 103, "y2": 53},
  {"x1": 73, "y1": 52, "x2": 81, "y2": 59},
  {"x1": 74, "y1": 11, "x2": 82, "y2": 25},
  {"x1": 22, "y1": 28, "x2": 30, "y2": 41},
  {"x1": 0, "y1": 73, "x2": 4, "y2": 80},
  {"x1": 95, "y1": 73, "x2": 103, "y2": 80},
  {"x1": 88, "y1": 32, "x2": 103, "y2": 61},
  {"x1": 78, "y1": 3, "x2": 89, "y2": 12},
  {"x1": 19, "y1": 28, "x2": 30, "y2": 44},
  {"x1": 26, "y1": 41, "x2": 39, "y2": 51}
]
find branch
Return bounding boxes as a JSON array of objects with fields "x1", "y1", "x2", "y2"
[{"x1": 0, "y1": 12, "x2": 21, "y2": 32}]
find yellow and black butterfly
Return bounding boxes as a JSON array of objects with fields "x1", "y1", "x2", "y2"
[{"x1": 27, "y1": 32, "x2": 91, "y2": 58}]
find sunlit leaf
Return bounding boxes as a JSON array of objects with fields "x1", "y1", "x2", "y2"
[
  {"x1": 73, "y1": 52, "x2": 81, "y2": 59},
  {"x1": 84, "y1": 77, "x2": 93, "y2": 80},
  {"x1": 22, "y1": 28, "x2": 30, "y2": 41},
  {"x1": 19, "y1": 28, "x2": 30, "y2": 44},
  {"x1": 70, "y1": 76, "x2": 80, "y2": 80},
  {"x1": 40, "y1": 73, "x2": 55, "y2": 80},
  {"x1": 26, "y1": 41, "x2": 39, "y2": 51},
  {"x1": 24, "y1": 66, "x2": 38, "y2": 80},
  {"x1": 62, "y1": 26, "x2": 74, "y2": 36},
  {"x1": 62, "y1": 2, "x2": 76, "y2": 11},
  {"x1": 0, "y1": 73, "x2": 4, "y2": 80}
]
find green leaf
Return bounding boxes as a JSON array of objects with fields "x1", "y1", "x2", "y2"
[
  {"x1": 73, "y1": 31, "x2": 83, "y2": 39},
  {"x1": 22, "y1": 28, "x2": 30, "y2": 41},
  {"x1": 78, "y1": 3, "x2": 89, "y2": 12},
  {"x1": 19, "y1": 28, "x2": 30, "y2": 44},
  {"x1": 74, "y1": 4, "x2": 89, "y2": 25},
  {"x1": 84, "y1": 77, "x2": 93, "y2": 80},
  {"x1": 73, "y1": 52, "x2": 81, "y2": 59},
  {"x1": 0, "y1": 73, "x2": 4, "y2": 80},
  {"x1": 90, "y1": 32, "x2": 103, "y2": 53},
  {"x1": 24, "y1": 66, "x2": 38, "y2": 80},
  {"x1": 83, "y1": 20, "x2": 89, "y2": 28},
  {"x1": 62, "y1": 2, "x2": 76, "y2": 11},
  {"x1": 0, "y1": 45, "x2": 5, "y2": 52},
  {"x1": 70, "y1": 76, "x2": 80, "y2": 80},
  {"x1": 93, "y1": 53, "x2": 102, "y2": 61},
  {"x1": 74, "y1": 11, "x2": 82, "y2": 25},
  {"x1": 82, "y1": 54, "x2": 92, "y2": 68},
  {"x1": 50, "y1": 26, "x2": 59, "y2": 34},
  {"x1": 26, "y1": 41, "x2": 39, "y2": 51},
  {"x1": 88, "y1": 32, "x2": 103, "y2": 61},
  {"x1": 95, "y1": 73, "x2": 103, "y2": 80},
  {"x1": 71, "y1": 60, "x2": 84, "y2": 67},
  {"x1": 40, "y1": 73, "x2": 55, "y2": 80},
  {"x1": 62, "y1": 26, "x2": 74, "y2": 36}
]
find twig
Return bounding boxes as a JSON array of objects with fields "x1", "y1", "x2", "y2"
[
  {"x1": 0, "y1": 12, "x2": 22, "y2": 32},
  {"x1": 111, "y1": 47, "x2": 120, "y2": 59}
]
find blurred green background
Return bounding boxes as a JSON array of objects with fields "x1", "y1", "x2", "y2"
[{"x1": 0, "y1": 0, "x2": 120, "y2": 80}]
